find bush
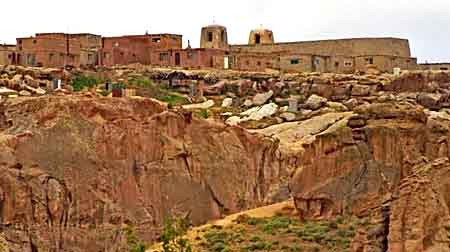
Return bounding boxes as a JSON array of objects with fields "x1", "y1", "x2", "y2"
[
  {"x1": 160, "y1": 217, "x2": 192, "y2": 252},
  {"x1": 244, "y1": 242, "x2": 272, "y2": 251},
  {"x1": 129, "y1": 76, "x2": 153, "y2": 88},
  {"x1": 72, "y1": 74, "x2": 100, "y2": 91},
  {"x1": 263, "y1": 216, "x2": 291, "y2": 234},
  {"x1": 124, "y1": 225, "x2": 147, "y2": 252},
  {"x1": 159, "y1": 95, "x2": 187, "y2": 107},
  {"x1": 195, "y1": 109, "x2": 209, "y2": 119}
]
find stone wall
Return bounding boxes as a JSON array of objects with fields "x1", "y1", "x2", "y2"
[{"x1": 231, "y1": 37, "x2": 412, "y2": 57}]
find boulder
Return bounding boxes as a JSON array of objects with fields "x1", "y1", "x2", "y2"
[
  {"x1": 280, "y1": 112, "x2": 297, "y2": 122},
  {"x1": 19, "y1": 90, "x2": 32, "y2": 97},
  {"x1": 252, "y1": 90, "x2": 274, "y2": 106},
  {"x1": 305, "y1": 94, "x2": 327, "y2": 110},
  {"x1": 243, "y1": 99, "x2": 253, "y2": 107},
  {"x1": 326, "y1": 101, "x2": 348, "y2": 112},
  {"x1": 417, "y1": 93, "x2": 444, "y2": 110},
  {"x1": 221, "y1": 98, "x2": 233, "y2": 108},
  {"x1": 0, "y1": 87, "x2": 18, "y2": 96},
  {"x1": 343, "y1": 98, "x2": 359, "y2": 110},
  {"x1": 351, "y1": 85, "x2": 372, "y2": 96},
  {"x1": 182, "y1": 100, "x2": 215, "y2": 110}
]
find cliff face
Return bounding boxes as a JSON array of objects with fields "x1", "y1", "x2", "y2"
[
  {"x1": 255, "y1": 100, "x2": 450, "y2": 252},
  {"x1": 0, "y1": 95, "x2": 282, "y2": 251}
]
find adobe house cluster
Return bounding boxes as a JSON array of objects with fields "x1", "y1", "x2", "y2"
[{"x1": 2, "y1": 24, "x2": 425, "y2": 73}]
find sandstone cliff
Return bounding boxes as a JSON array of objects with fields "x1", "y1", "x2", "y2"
[{"x1": 0, "y1": 95, "x2": 282, "y2": 251}]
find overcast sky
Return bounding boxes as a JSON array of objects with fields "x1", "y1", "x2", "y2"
[{"x1": 1, "y1": 0, "x2": 449, "y2": 63}]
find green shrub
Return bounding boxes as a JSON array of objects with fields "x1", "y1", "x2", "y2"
[
  {"x1": 263, "y1": 216, "x2": 291, "y2": 234},
  {"x1": 124, "y1": 225, "x2": 147, "y2": 252},
  {"x1": 246, "y1": 217, "x2": 266, "y2": 226},
  {"x1": 194, "y1": 109, "x2": 209, "y2": 119},
  {"x1": 129, "y1": 76, "x2": 153, "y2": 87},
  {"x1": 160, "y1": 217, "x2": 192, "y2": 252},
  {"x1": 72, "y1": 74, "x2": 100, "y2": 91},
  {"x1": 244, "y1": 241, "x2": 272, "y2": 251},
  {"x1": 159, "y1": 95, "x2": 187, "y2": 107}
]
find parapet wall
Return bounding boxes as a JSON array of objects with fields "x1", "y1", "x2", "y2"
[{"x1": 231, "y1": 37, "x2": 412, "y2": 58}]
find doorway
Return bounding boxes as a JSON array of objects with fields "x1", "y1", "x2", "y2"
[{"x1": 175, "y1": 53, "x2": 181, "y2": 66}]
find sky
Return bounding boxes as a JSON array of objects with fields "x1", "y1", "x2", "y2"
[{"x1": 1, "y1": 0, "x2": 449, "y2": 63}]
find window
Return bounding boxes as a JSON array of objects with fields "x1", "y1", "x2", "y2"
[
  {"x1": 440, "y1": 67, "x2": 449, "y2": 71},
  {"x1": 207, "y1": 32, "x2": 213, "y2": 42},
  {"x1": 7, "y1": 54, "x2": 11, "y2": 59},
  {"x1": 221, "y1": 31, "x2": 225, "y2": 42},
  {"x1": 246, "y1": 60, "x2": 250, "y2": 65},
  {"x1": 120, "y1": 52, "x2": 124, "y2": 56},
  {"x1": 290, "y1": 58, "x2": 300, "y2": 65},
  {"x1": 335, "y1": 62, "x2": 339, "y2": 67},
  {"x1": 152, "y1": 38, "x2": 161, "y2": 43},
  {"x1": 187, "y1": 51, "x2": 196, "y2": 59},
  {"x1": 255, "y1": 34, "x2": 261, "y2": 44},
  {"x1": 160, "y1": 52, "x2": 169, "y2": 61},
  {"x1": 344, "y1": 61, "x2": 353, "y2": 67},
  {"x1": 33, "y1": 40, "x2": 37, "y2": 44},
  {"x1": 257, "y1": 61, "x2": 261, "y2": 66},
  {"x1": 365, "y1": 57, "x2": 374, "y2": 64},
  {"x1": 49, "y1": 53, "x2": 54, "y2": 61}
]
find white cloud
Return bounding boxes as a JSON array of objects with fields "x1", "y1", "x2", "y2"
[{"x1": 1, "y1": 0, "x2": 449, "y2": 62}]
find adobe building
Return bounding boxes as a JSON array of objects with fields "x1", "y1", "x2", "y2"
[
  {"x1": 100, "y1": 34, "x2": 182, "y2": 66},
  {"x1": 229, "y1": 33, "x2": 418, "y2": 73},
  {"x1": 0, "y1": 44, "x2": 17, "y2": 65},
  {"x1": 248, "y1": 27, "x2": 275, "y2": 45},
  {"x1": 5, "y1": 23, "x2": 423, "y2": 74},
  {"x1": 16, "y1": 33, "x2": 101, "y2": 68},
  {"x1": 419, "y1": 63, "x2": 450, "y2": 71},
  {"x1": 200, "y1": 25, "x2": 229, "y2": 49}
]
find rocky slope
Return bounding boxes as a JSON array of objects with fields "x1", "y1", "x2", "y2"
[
  {"x1": 2, "y1": 65, "x2": 450, "y2": 251},
  {"x1": 0, "y1": 94, "x2": 285, "y2": 251}
]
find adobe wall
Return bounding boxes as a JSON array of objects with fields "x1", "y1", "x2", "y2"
[
  {"x1": 17, "y1": 34, "x2": 82, "y2": 67},
  {"x1": 151, "y1": 49, "x2": 225, "y2": 69},
  {"x1": 0, "y1": 45, "x2": 16, "y2": 65},
  {"x1": 231, "y1": 38, "x2": 412, "y2": 58},
  {"x1": 101, "y1": 34, "x2": 182, "y2": 66},
  {"x1": 419, "y1": 63, "x2": 450, "y2": 71}
]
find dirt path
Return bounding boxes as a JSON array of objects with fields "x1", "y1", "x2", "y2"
[{"x1": 147, "y1": 200, "x2": 295, "y2": 252}]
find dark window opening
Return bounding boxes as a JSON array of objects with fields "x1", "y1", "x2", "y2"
[
  {"x1": 160, "y1": 53, "x2": 168, "y2": 61},
  {"x1": 255, "y1": 34, "x2": 261, "y2": 44},
  {"x1": 440, "y1": 67, "x2": 449, "y2": 71},
  {"x1": 246, "y1": 60, "x2": 250, "y2": 65},
  {"x1": 188, "y1": 51, "x2": 196, "y2": 59},
  {"x1": 18, "y1": 40, "x2": 22, "y2": 44},
  {"x1": 120, "y1": 52, "x2": 124, "y2": 56},
  {"x1": 132, "y1": 54, "x2": 136, "y2": 57},
  {"x1": 344, "y1": 61, "x2": 353, "y2": 67},
  {"x1": 257, "y1": 61, "x2": 261, "y2": 66},
  {"x1": 335, "y1": 62, "x2": 339, "y2": 67},
  {"x1": 8, "y1": 54, "x2": 11, "y2": 59},
  {"x1": 207, "y1": 32, "x2": 213, "y2": 42},
  {"x1": 49, "y1": 53, "x2": 54, "y2": 61},
  {"x1": 33, "y1": 40, "x2": 37, "y2": 44},
  {"x1": 290, "y1": 59, "x2": 300, "y2": 65},
  {"x1": 365, "y1": 57, "x2": 374, "y2": 64},
  {"x1": 152, "y1": 38, "x2": 161, "y2": 43},
  {"x1": 221, "y1": 31, "x2": 225, "y2": 42}
]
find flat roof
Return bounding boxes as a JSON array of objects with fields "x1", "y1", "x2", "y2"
[
  {"x1": 103, "y1": 33, "x2": 182, "y2": 39},
  {"x1": 419, "y1": 62, "x2": 450, "y2": 65},
  {"x1": 231, "y1": 37, "x2": 409, "y2": 47}
]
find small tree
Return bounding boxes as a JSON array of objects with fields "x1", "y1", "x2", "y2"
[
  {"x1": 160, "y1": 217, "x2": 192, "y2": 252},
  {"x1": 124, "y1": 225, "x2": 147, "y2": 252}
]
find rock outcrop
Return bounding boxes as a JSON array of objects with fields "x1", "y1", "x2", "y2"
[{"x1": 0, "y1": 95, "x2": 283, "y2": 251}]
